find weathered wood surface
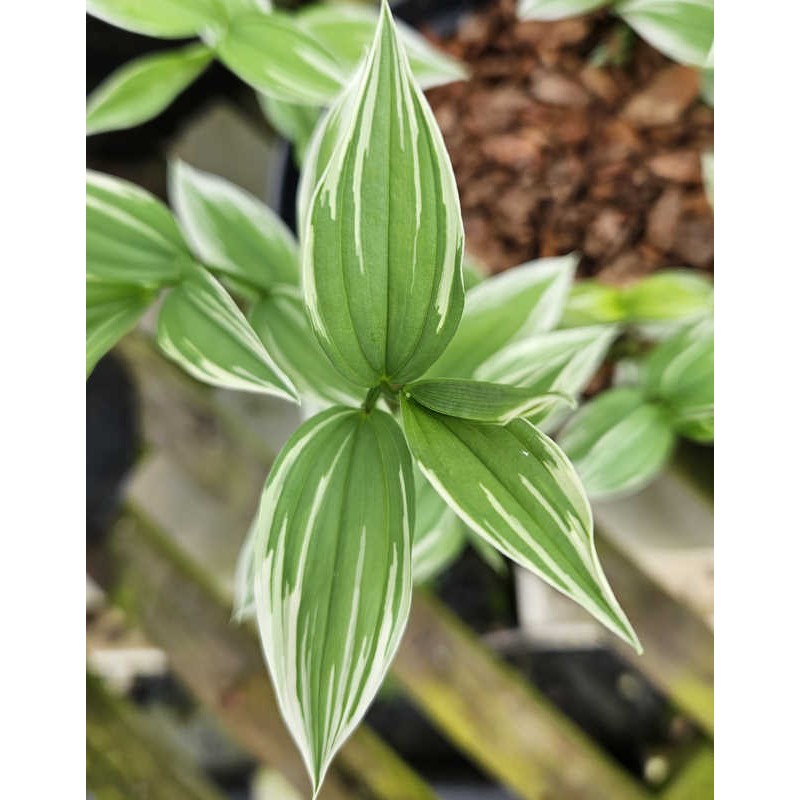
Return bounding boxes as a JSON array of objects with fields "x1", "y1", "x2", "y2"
[
  {"x1": 113, "y1": 333, "x2": 713, "y2": 798},
  {"x1": 90, "y1": 511, "x2": 439, "y2": 800},
  {"x1": 87, "y1": 672, "x2": 225, "y2": 800}
]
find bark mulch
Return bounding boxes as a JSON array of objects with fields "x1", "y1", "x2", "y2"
[{"x1": 424, "y1": 0, "x2": 714, "y2": 284}]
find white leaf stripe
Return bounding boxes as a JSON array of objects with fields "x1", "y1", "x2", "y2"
[
  {"x1": 169, "y1": 160, "x2": 299, "y2": 290},
  {"x1": 303, "y1": 1, "x2": 464, "y2": 386},
  {"x1": 252, "y1": 407, "x2": 413, "y2": 793},
  {"x1": 401, "y1": 396, "x2": 641, "y2": 652},
  {"x1": 156, "y1": 268, "x2": 298, "y2": 400}
]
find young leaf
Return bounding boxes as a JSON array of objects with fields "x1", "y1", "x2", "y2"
[
  {"x1": 87, "y1": 170, "x2": 193, "y2": 286},
  {"x1": 427, "y1": 255, "x2": 577, "y2": 378},
  {"x1": 642, "y1": 317, "x2": 713, "y2": 442},
  {"x1": 517, "y1": 0, "x2": 608, "y2": 21},
  {"x1": 86, "y1": 0, "x2": 225, "y2": 38},
  {"x1": 156, "y1": 267, "x2": 298, "y2": 400},
  {"x1": 214, "y1": 11, "x2": 347, "y2": 105},
  {"x1": 622, "y1": 270, "x2": 713, "y2": 323},
  {"x1": 251, "y1": 406, "x2": 414, "y2": 793},
  {"x1": 407, "y1": 379, "x2": 575, "y2": 425},
  {"x1": 401, "y1": 395, "x2": 641, "y2": 652},
  {"x1": 168, "y1": 160, "x2": 299, "y2": 290},
  {"x1": 412, "y1": 465, "x2": 466, "y2": 584},
  {"x1": 561, "y1": 281, "x2": 626, "y2": 328},
  {"x1": 559, "y1": 388, "x2": 675, "y2": 498},
  {"x1": 475, "y1": 326, "x2": 619, "y2": 429},
  {"x1": 86, "y1": 44, "x2": 213, "y2": 136},
  {"x1": 86, "y1": 282, "x2": 157, "y2": 377},
  {"x1": 297, "y1": 2, "x2": 467, "y2": 89},
  {"x1": 249, "y1": 286, "x2": 364, "y2": 406},
  {"x1": 615, "y1": 0, "x2": 714, "y2": 68},
  {"x1": 303, "y1": 1, "x2": 465, "y2": 387}
]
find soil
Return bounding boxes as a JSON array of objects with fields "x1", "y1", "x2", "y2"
[{"x1": 424, "y1": 0, "x2": 714, "y2": 284}]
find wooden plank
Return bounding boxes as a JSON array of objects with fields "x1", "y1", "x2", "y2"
[
  {"x1": 89, "y1": 509, "x2": 439, "y2": 800},
  {"x1": 87, "y1": 672, "x2": 226, "y2": 800}
]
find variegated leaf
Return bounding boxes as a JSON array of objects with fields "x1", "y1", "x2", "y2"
[
  {"x1": 87, "y1": 170, "x2": 194, "y2": 287},
  {"x1": 87, "y1": 44, "x2": 213, "y2": 136},
  {"x1": 86, "y1": 0, "x2": 225, "y2": 38},
  {"x1": 303, "y1": 1, "x2": 465, "y2": 387},
  {"x1": 297, "y1": 2, "x2": 467, "y2": 89},
  {"x1": 412, "y1": 465, "x2": 466, "y2": 584},
  {"x1": 251, "y1": 406, "x2": 414, "y2": 793},
  {"x1": 401, "y1": 395, "x2": 640, "y2": 652},
  {"x1": 249, "y1": 286, "x2": 364, "y2": 406},
  {"x1": 156, "y1": 267, "x2": 298, "y2": 400},
  {"x1": 214, "y1": 11, "x2": 348, "y2": 105},
  {"x1": 169, "y1": 160, "x2": 299, "y2": 290},
  {"x1": 408, "y1": 379, "x2": 574, "y2": 425},
  {"x1": 642, "y1": 316, "x2": 713, "y2": 442},
  {"x1": 427, "y1": 254, "x2": 577, "y2": 379},
  {"x1": 616, "y1": 0, "x2": 714, "y2": 68},
  {"x1": 475, "y1": 325, "x2": 619, "y2": 430},
  {"x1": 86, "y1": 282, "x2": 157, "y2": 377},
  {"x1": 559, "y1": 387, "x2": 675, "y2": 498},
  {"x1": 518, "y1": 0, "x2": 608, "y2": 21}
]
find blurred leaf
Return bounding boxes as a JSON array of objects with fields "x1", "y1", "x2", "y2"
[
  {"x1": 257, "y1": 94, "x2": 321, "y2": 163},
  {"x1": 517, "y1": 0, "x2": 608, "y2": 20},
  {"x1": 561, "y1": 280, "x2": 626, "y2": 328},
  {"x1": 86, "y1": 0, "x2": 226, "y2": 38},
  {"x1": 462, "y1": 254, "x2": 488, "y2": 290},
  {"x1": 249, "y1": 286, "x2": 364, "y2": 406},
  {"x1": 428, "y1": 254, "x2": 577, "y2": 379},
  {"x1": 303, "y1": 2, "x2": 464, "y2": 387},
  {"x1": 408, "y1": 379, "x2": 575, "y2": 425},
  {"x1": 86, "y1": 282, "x2": 156, "y2": 377},
  {"x1": 401, "y1": 395, "x2": 641, "y2": 652},
  {"x1": 412, "y1": 465, "x2": 466, "y2": 584},
  {"x1": 169, "y1": 160, "x2": 299, "y2": 290},
  {"x1": 87, "y1": 44, "x2": 213, "y2": 136},
  {"x1": 475, "y1": 326, "x2": 619, "y2": 430},
  {"x1": 156, "y1": 267, "x2": 298, "y2": 400},
  {"x1": 616, "y1": 0, "x2": 714, "y2": 67},
  {"x1": 701, "y1": 67, "x2": 714, "y2": 106},
  {"x1": 559, "y1": 387, "x2": 675, "y2": 498},
  {"x1": 251, "y1": 406, "x2": 413, "y2": 794},
  {"x1": 702, "y1": 150, "x2": 714, "y2": 208},
  {"x1": 297, "y1": 2, "x2": 467, "y2": 89},
  {"x1": 622, "y1": 270, "x2": 713, "y2": 322},
  {"x1": 214, "y1": 11, "x2": 347, "y2": 104},
  {"x1": 643, "y1": 317, "x2": 713, "y2": 442},
  {"x1": 87, "y1": 170, "x2": 192, "y2": 286}
]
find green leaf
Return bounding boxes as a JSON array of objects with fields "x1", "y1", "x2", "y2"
[
  {"x1": 642, "y1": 317, "x2": 713, "y2": 442},
  {"x1": 559, "y1": 387, "x2": 675, "y2": 498},
  {"x1": 249, "y1": 286, "x2": 364, "y2": 406},
  {"x1": 621, "y1": 270, "x2": 713, "y2": 323},
  {"x1": 475, "y1": 326, "x2": 619, "y2": 430},
  {"x1": 517, "y1": 0, "x2": 608, "y2": 21},
  {"x1": 407, "y1": 379, "x2": 575, "y2": 425},
  {"x1": 251, "y1": 406, "x2": 414, "y2": 793},
  {"x1": 86, "y1": 44, "x2": 213, "y2": 136},
  {"x1": 427, "y1": 254, "x2": 577, "y2": 378},
  {"x1": 412, "y1": 465, "x2": 465, "y2": 584},
  {"x1": 87, "y1": 170, "x2": 193, "y2": 286},
  {"x1": 257, "y1": 94, "x2": 321, "y2": 163},
  {"x1": 297, "y1": 2, "x2": 467, "y2": 89},
  {"x1": 303, "y1": 1, "x2": 465, "y2": 387},
  {"x1": 615, "y1": 0, "x2": 714, "y2": 68},
  {"x1": 561, "y1": 281, "x2": 626, "y2": 328},
  {"x1": 462, "y1": 254, "x2": 488, "y2": 290},
  {"x1": 214, "y1": 11, "x2": 347, "y2": 105},
  {"x1": 168, "y1": 160, "x2": 299, "y2": 290},
  {"x1": 401, "y1": 395, "x2": 641, "y2": 652},
  {"x1": 86, "y1": 282, "x2": 157, "y2": 377},
  {"x1": 86, "y1": 0, "x2": 226, "y2": 38},
  {"x1": 232, "y1": 515, "x2": 259, "y2": 623},
  {"x1": 156, "y1": 267, "x2": 298, "y2": 400}
]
